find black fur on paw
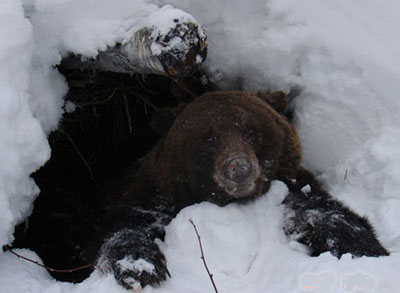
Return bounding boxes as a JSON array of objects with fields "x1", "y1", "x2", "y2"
[
  {"x1": 283, "y1": 190, "x2": 389, "y2": 258},
  {"x1": 97, "y1": 229, "x2": 170, "y2": 290}
]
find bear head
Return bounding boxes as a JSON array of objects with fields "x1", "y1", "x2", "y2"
[{"x1": 146, "y1": 91, "x2": 302, "y2": 207}]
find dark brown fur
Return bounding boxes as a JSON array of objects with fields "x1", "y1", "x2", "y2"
[{"x1": 126, "y1": 91, "x2": 301, "y2": 208}]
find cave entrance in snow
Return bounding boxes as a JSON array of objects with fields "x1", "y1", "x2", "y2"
[{"x1": 13, "y1": 67, "x2": 211, "y2": 283}]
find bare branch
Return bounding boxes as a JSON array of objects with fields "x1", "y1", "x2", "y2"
[
  {"x1": 59, "y1": 129, "x2": 102, "y2": 192},
  {"x1": 121, "y1": 92, "x2": 133, "y2": 134},
  {"x1": 189, "y1": 219, "x2": 219, "y2": 293},
  {"x1": 4, "y1": 246, "x2": 94, "y2": 273}
]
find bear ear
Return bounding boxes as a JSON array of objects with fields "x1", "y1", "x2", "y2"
[
  {"x1": 151, "y1": 102, "x2": 187, "y2": 136},
  {"x1": 257, "y1": 91, "x2": 288, "y2": 115}
]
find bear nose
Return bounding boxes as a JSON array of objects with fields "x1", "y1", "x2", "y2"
[{"x1": 223, "y1": 157, "x2": 253, "y2": 182}]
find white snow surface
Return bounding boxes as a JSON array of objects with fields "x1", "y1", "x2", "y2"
[
  {"x1": 0, "y1": 0, "x2": 400, "y2": 292},
  {"x1": 0, "y1": 0, "x2": 50, "y2": 247}
]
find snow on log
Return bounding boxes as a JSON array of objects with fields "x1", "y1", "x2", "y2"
[{"x1": 61, "y1": 12, "x2": 207, "y2": 79}]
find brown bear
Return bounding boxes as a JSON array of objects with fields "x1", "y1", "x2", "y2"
[{"x1": 97, "y1": 91, "x2": 388, "y2": 290}]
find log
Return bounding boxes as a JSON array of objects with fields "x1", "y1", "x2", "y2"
[{"x1": 61, "y1": 12, "x2": 207, "y2": 79}]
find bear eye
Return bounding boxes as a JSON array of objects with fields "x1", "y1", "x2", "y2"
[
  {"x1": 248, "y1": 128, "x2": 258, "y2": 139},
  {"x1": 207, "y1": 137, "x2": 216, "y2": 143},
  {"x1": 248, "y1": 128, "x2": 263, "y2": 144},
  {"x1": 202, "y1": 130, "x2": 217, "y2": 147}
]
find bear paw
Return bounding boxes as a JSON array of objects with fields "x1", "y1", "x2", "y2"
[
  {"x1": 112, "y1": 254, "x2": 170, "y2": 290},
  {"x1": 97, "y1": 229, "x2": 170, "y2": 290}
]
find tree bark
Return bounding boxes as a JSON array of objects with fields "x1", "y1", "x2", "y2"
[{"x1": 61, "y1": 16, "x2": 207, "y2": 79}]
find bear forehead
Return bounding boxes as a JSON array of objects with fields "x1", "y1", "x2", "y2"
[{"x1": 170, "y1": 92, "x2": 280, "y2": 133}]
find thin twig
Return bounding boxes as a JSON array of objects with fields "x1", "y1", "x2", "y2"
[
  {"x1": 135, "y1": 92, "x2": 159, "y2": 112},
  {"x1": 4, "y1": 246, "x2": 94, "y2": 273},
  {"x1": 189, "y1": 219, "x2": 219, "y2": 293},
  {"x1": 171, "y1": 78, "x2": 197, "y2": 99},
  {"x1": 121, "y1": 92, "x2": 133, "y2": 134},
  {"x1": 76, "y1": 87, "x2": 118, "y2": 106},
  {"x1": 59, "y1": 129, "x2": 101, "y2": 191}
]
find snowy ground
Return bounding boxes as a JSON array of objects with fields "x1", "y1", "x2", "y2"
[{"x1": 1, "y1": 0, "x2": 400, "y2": 292}]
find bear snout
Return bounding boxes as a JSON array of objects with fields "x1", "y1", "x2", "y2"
[
  {"x1": 214, "y1": 152, "x2": 261, "y2": 198},
  {"x1": 223, "y1": 157, "x2": 253, "y2": 183}
]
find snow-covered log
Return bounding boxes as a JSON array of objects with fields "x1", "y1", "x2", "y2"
[{"x1": 61, "y1": 15, "x2": 207, "y2": 78}]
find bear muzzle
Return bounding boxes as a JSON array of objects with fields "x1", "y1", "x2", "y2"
[{"x1": 214, "y1": 152, "x2": 261, "y2": 198}]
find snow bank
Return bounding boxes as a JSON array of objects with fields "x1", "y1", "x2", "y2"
[
  {"x1": 1, "y1": 0, "x2": 400, "y2": 292},
  {"x1": 0, "y1": 0, "x2": 50, "y2": 247},
  {"x1": 2, "y1": 183, "x2": 399, "y2": 292}
]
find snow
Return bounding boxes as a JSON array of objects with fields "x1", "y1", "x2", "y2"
[
  {"x1": 116, "y1": 258, "x2": 155, "y2": 275},
  {"x1": 115, "y1": 257, "x2": 156, "y2": 290},
  {"x1": 0, "y1": 0, "x2": 50, "y2": 247},
  {"x1": 301, "y1": 184, "x2": 312, "y2": 194},
  {"x1": 1, "y1": 0, "x2": 400, "y2": 292}
]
